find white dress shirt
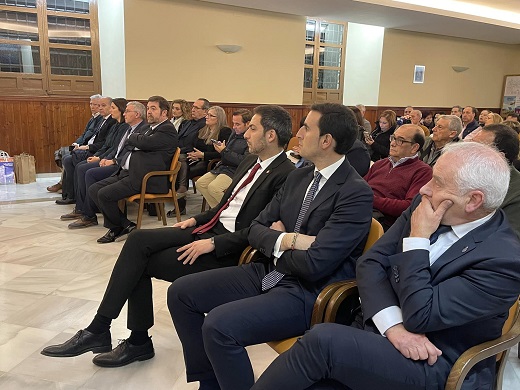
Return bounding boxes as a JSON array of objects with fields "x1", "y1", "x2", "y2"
[{"x1": 219, "y1": 152, "x2": 284, "y2": 233}]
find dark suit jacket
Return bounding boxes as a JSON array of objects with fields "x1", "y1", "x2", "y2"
[
  {"x1": 357, "y1": 195, "x2": 520, "y2": 389},
  {"x1": 178, "y1": 117, "x2": 206, "y2": 153},
  {"x1": 194, "y1": 153, "x2": 295, "y2": 261},
  {"x1": 124, "y1": 120, "x2": 178, "y2": 193},
  {"x1": 88, "y1": 116, "x2": 117, "y2": 153},
  {"x1": 462, "y1": 119, "x2": 480, "y2": 139},
  {"x1": 76, "y1": 115, "x2": 103, "y2": 145},
  {"x1": 94, "y1": 122, "x2": 130, "y2": 160},
  {"x1": 249, "y1": 158, "x2": 373, "y2": 300}
]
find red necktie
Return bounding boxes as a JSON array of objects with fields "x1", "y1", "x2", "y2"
[{"x1": 192, "y1": 163, "x2": 262, "y2": 234}]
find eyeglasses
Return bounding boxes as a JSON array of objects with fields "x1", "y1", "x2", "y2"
[
  {"x1": 206, "y1": 113, "x2": 217, "y2": 118},
  {"x1": 124, "y1": 110, "x2": 136, "y2": 114},
  {"x1": 390, "y1": 135, "x2": 415, "y2": 146}
]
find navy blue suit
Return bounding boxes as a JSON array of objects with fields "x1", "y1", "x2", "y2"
[
  {"x1": 253, "y1": 196, "x2": 520, "y2": 390},
  {"x1": 168, "y1": 158, "x2": 373, "y2": 390}
]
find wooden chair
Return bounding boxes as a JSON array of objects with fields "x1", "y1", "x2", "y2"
[
  {"x1": 286, "y1": 136, "x2": 299, "y2": 151},
  {"x1": 121, "y1": 147, "x2": 181, "y2": 228},
  {"x1": 238, "y1": 218, "x2": 384, "y2": 354},
  {"x1": 191, "y1": 158, "x2": 221, "y2": 212},
  {"x1": 445, "y1": 298, "x2": 520, "y2": 390},
  {"x1": 322, "y1": 280, "x2": 520, "y2": 390}
]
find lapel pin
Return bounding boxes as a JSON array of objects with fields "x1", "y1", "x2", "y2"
[
  {"x1": 462, "y1": 246, "x2": 468, "y2": 253},
  {"x1": 265, "y1": 170, "x2": 270, "y2": 174}
]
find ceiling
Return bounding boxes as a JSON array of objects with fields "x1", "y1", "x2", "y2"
[{"x1": 199, "y1": 0, "x2": 520, "y2": 44}]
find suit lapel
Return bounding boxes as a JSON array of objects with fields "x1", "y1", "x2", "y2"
[
  {"x1": 430, "y1": 212, "x2": 500, "y2": 278},
  {"x1": 242, "y1": 154, "x2": 285, "y2": 206}
]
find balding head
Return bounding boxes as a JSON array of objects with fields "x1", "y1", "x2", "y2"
[
  {"x1": 410, "y1": 110, "x2": 422, "y2": 125},
  {"x1": 389, "y1": 124, "x2": 425, "y2": 161}
]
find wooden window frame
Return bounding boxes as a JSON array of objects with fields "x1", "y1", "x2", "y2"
[{"x1": 0, "y1": 0, "x2": 101, "y2": 97}]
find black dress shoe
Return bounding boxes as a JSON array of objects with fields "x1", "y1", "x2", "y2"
[
  {"x1": 92, "y1": 338, "x2": 154, "y2": 367},
  {"x1": 114, "y1": 222, "x2": 137, "y2": 242},
  {"x1": 97, "y1": 229, "x2": 120, "y2": 244},
  {"x1": 56, "y1": 198, "x2": 76, "y2": 205},
  {"x1": 41, "y1": 329, "x2": 111, "y2": 357}
]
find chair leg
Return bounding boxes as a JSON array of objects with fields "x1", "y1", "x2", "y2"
[
  {"x1": 158, "y1": 203, "x2": 167, "y2": 226},
  {"x1": 136, "y1": 201, "x2": 145, "y2": 229},
  {"x1": 192, "y1": 180, "x2": 197, "y2": 194},
  {"x1": 201, "y1": 197, "x2": 207, "y2": 213},
  {"x1": 172, "y1": 194, "x2": 181, "y2": 223}
]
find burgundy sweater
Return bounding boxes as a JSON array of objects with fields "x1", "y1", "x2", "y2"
[{"x1": 364, "y1": 156, "x2": 432, "y2": 220}]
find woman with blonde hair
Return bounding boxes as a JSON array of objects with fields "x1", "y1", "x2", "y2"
[
  {"x1": 484, "y1": 112, "x2": 503, "y2": 126},
  {"x1": 170, "y1": 99, "x2": 191, "y2": 131},
  {"x1": 187, "y1": 106, "x2": 232, "y2": 178}
]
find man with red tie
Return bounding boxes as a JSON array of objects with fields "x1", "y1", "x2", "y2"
[{"x1": 40, "y1": 105, "x2": 294, "y2": 368}]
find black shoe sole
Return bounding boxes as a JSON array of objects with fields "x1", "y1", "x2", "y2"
[
  {"x1": 92, "y1": 351, "x2": 155, "y2": 367},
  {"x1": 41, "y1": 344, "x2": 112, "y2": 358}
]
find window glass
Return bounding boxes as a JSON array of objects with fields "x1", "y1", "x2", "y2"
[
  {"x1": 47, "y1": 15, "x2": 90, "y2": 45},
  {"x1": 0, "y1": 43, "x2": 41, "y2": 73},
  {"x1": 49, "y1": 47, "x2": 92, "y2": 76},
  {"x1": 0, "y1": 10, "x2": 39, "y2": 41}
]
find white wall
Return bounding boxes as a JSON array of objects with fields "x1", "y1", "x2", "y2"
[
  {"x1": 98, "y1": 0, "x2": 126, "y2": 98},
  {"x1": 343, "y1": 23, "x2": 385, "y2": 107}
]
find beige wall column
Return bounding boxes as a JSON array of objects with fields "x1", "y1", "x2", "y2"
[{"x1": 343, "y1": 23, "x2": 385, "y2": 107}]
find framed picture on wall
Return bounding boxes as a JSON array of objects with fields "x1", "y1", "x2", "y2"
[
  {"x1": 500, "y1": 75, "x2": 520, "y2": 115},
  {"x1": 413, "y1": 65, "x2": 425, "y2": 84}
]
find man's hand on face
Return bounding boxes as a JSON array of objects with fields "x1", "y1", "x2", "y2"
[{"x1": 409, "y1": 197, "x2": 453, "y2": 239}]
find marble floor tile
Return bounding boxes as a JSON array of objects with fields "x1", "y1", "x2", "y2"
[
  {"x1": 0, "y1": 288, "x2": 46, "y2": 322},
  {"x1": 0, "y1": 263, "x2": 33, "y2": 285},
  {"x1": 5, "y1": 295, "x2": 99, "y2": 332},
  {"x1": 0, "y1": 323, "x2": 58, "y2": 372},
  {"x1": 0, "y1": 372, "x2": 81, "y2": 390},
  {"x1": 1, "y1": 268, "x2": 81, "y2": 295}
]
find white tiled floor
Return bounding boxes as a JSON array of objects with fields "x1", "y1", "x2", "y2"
[{"x1": 0, "y1": 177, "x2": 519, "y2": 389}]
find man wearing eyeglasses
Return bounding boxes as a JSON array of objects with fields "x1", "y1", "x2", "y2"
[
  {"x1": 364, "y1": 124, "x2": 432, "y2": 230},
  {"x1": 175, "y1": 98, "x2": 210, "y2": 194}
]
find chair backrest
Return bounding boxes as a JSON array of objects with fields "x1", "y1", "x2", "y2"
[
  {"x1": 287, "y1": 137, "x2": 299, "y2": 151},
  {"x1": 363, "y1": 218, "x2": 384, "y2": 254},
  {"x1": 168, "y1": 147, "x2": 181, "y2": 182}
]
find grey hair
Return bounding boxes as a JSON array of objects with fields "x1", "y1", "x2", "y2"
[
  {"x1": 356, "y1": 104, "x2": 366, "y2": 113},
  {"x1": 442, "y1": 142, "x2": 510, "y2": 211},
  {"x1": 438, "y1": 115, "x2": 463, "y2": 137},
  {"x1": 100, "y1": 96, "x2": 112, "y2": 106},
  {"x1": 127, "y1": 101, "x2": 146, "y2": 118},
  {"x1": 90, "y1": 94, "x2": 102, "y2": 100}
]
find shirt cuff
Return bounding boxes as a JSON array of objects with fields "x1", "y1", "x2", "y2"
[
  {"x1": 402, "y1": 237, "x2": 430, "y2": 252},
  {"x1": 272, "y1": 232, "x2": 286, "y2": 266},
  {"x1": 372, "y1": 306, "x2": 403, "y2": 336}
]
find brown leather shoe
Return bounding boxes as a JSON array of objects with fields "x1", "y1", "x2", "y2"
[
  {"x1": 68, "y1": 216, "x2": 98, "y2": 229},
  {"x1": 47, "y1": 182, "x2": 62, "y2": 192},
  {"x1": 60, "y1": 208, "x2": 82, "y2": 221}
]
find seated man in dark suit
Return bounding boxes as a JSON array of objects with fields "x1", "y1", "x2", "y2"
[
  {"x1": 252, "y1": 141, "x2": 520, "y2": 390},
  {"x1": 47, "y1": 94, "x2": 103, "y2": 193},
  {"x1": 40, "y1": 104, "x2": 295, "y2": 368},
  {"x1": 87, "y1": 95, "x2": 178, "y2": 243},
  {"x1": 58, "y1": 96, "x2": 117, "y2": 204},
  {"x1": 168, "y1": 103, "x2": 373, "y2": 390}
]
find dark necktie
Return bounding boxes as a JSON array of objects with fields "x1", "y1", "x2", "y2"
[
  {"x1": 192, "y1": 163, "x2": 262, "y2": 235},
  {"x1": 429, "y1": 225, "x2": 452, "y2": 245},
  {"x1": 261, "y1": 171, "x2": 323, "y2": 291}
]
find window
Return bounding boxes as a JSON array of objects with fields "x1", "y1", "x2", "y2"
[
  {"x1": 303, "y1": 18, "x2": 347, "y2": 105},
  {"x1": 0, "y1": 0, "x2": 100, "y2": 96}
]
